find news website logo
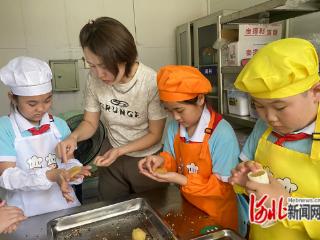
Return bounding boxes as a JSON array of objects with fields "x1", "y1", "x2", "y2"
[{"x1": 249, "y1": 194, "x2": 320, "y2": 226}]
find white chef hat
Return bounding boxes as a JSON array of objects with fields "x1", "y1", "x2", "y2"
[{"x1": 0, "y1": 56, "x2": 52, "y2": 96}]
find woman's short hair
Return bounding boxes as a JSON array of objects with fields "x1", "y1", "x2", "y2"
[{"x1": 79, "y1": 17, "x2": 137, "y2": 77}]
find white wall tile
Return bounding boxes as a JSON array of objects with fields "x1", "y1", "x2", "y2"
[
  {"x1": 134, "y1": 0, "x2": 207, "y2": 47},
  {"x1": 0, "y1": 0, "x2": 26, "y2": 48},
  {"x1": 64, "y1": 0, "x2": 105, "y2": 48},
  {"x1": 21, "y1": 0, "x2": 69, "y2": 48},
  {"x1": 101, "y1": 0, "x2": 136, "y2": 38},
  {"x1": 137, "y1": 46, "x2": 175, "y2": 71},
  {"x1": 0, "y1": 49, "x2": 28, "y2": 67}
]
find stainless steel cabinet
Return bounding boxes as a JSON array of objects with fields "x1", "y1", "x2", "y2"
[
  {"x1": 176, "y1": 22, "x2": 193, "y2": 66},
  {"x1": 175, "y1": 0, "x2": 320, "y2": 123}
]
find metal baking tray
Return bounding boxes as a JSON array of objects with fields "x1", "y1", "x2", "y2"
[
  {"x1": 191, "y1": 229, "x2": 245, "y2": 240},
  {"x1": 47, "y1": 198, "x2": 177, "y2": 240}
]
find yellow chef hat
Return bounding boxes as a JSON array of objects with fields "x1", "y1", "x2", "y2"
[
  {"x1": 0, "y1": 56, "x2": 52, "y2": 96},
  {"x1": 234, "y1": 38, "x2": 320, "y2": 99},
  {"x1": 157, "y1": 65, "x2": 212, "y2": 101}
]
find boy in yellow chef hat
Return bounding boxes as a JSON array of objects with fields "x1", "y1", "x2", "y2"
[
  {"x1": 138, "y1": 65, "x2": 248, "y2": 236},
  {"x1": 229, "y1": 38, "x2": 320, "y2": 239}
]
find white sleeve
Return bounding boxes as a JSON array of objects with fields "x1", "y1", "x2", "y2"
[
  {"x1": 59, "y1": 158, "x2": 83, "y2": 185},
  {"x1": 0, "y1": 167, "x2": 53, "y2": 191}
]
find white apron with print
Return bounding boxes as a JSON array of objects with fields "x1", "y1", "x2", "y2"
[{"x1": 7, "y1": 114, "x2": 80, "y2": 217}]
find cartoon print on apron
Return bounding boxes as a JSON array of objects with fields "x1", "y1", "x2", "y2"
[
  {"x1": 173, "y1": 110, "x2": 238, "y2": 231},
  {"x1": 7, "y1": 113, "x2": 80, "y2": 217}
]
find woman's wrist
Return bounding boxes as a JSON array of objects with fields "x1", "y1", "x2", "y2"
[
  {"x1": 69, "y1": 133, "x2": 78, "y2": 142},
  {"x1": 117, "y1": 146, "x2": 127, "y2": 156}
]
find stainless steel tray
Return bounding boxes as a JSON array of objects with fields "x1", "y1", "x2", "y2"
[
  {"x1": 191, "y1": 229, "x2": 245, "y2": 240},
  {"x1": 47, "y1": 198, "x2": 177, "y2": 240}
]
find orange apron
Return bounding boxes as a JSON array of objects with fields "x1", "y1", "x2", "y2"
[
  {"x1": 250, "y1": 106, "x2": 320, "y2": 239},
  {"x1": 172, "y1": 111, "x2": 238, "y2": 231}
]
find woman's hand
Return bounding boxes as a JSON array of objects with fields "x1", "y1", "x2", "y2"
[
  {"x1": 138, "y1": 155, "x2": 164, "y2": 174},
  {"x1": 93, "y1": 147, "x2": 122, "y2": 167},
  {"x1": 0, "y1": 201, "x2": 27, "y2": 234},
  {"x1": 55, "y1": 135, "x2": 78, "y2": 163},
  {"x1": 228, "y1": 161, "x2": 262, "y2": 187}
]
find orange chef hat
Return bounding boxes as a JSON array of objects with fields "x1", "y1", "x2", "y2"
[{"x1": 157, "y1": 65, "x2": 212, "y2": 101}]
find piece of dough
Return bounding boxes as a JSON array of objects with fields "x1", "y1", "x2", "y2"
[
  {"x1": 68, "y1": 166, "x2": 82, "y2": 178},
  {"x1": 247, "y1": 169, "x2": 269, "y2": 184},
  {"x1": 132, "y1": 228, "x2": 146, "y2": 240},
  {"x1": 154, "y1": 167, "x2": 167, "y2": 174}
]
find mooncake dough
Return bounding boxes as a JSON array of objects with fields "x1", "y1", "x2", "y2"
[{"x1": 132, "y1": 228, "x2": 146, "y2": 240}]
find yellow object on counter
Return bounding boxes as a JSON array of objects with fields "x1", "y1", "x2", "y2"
[
  {"x1": 154, "y1": 167, "x2": 167, "y2": 174},
  {"x1": 132, "y1": 228, "x2": 146, "y2": 240}
]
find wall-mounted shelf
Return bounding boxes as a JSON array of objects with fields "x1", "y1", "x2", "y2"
[
  {"x1": 217, "y1": 0, "x2": 320, "y2": 128},
  {"x1": 223, "y1": 113, "x2": 256, "y2": 128},
  {"x1": 199, "y1": 64, "x2": 218, "y2": 67},
  {"x1": 221, "y1": 0, "x2": 320, "y2": 24}
]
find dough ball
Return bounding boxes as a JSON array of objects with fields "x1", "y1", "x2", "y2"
[
  {"x1": 154, "y1": 167, "x2": 167, "y2": 174},
  {"x1": 68, "y1": 166, "x2": 82, "y2": 178},
  {"x1": 132, "y1": 227, "x2": 146, "y2": 240}
]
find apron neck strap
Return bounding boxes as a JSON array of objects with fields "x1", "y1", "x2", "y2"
[
  {"x1": 310, "y1": 104, "x2": 320, "y2": 161},
  {"x1": 199, "y1": 111, "x2": 219, "y2": 160}
]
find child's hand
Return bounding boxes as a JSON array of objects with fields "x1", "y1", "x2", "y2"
[
  {"x1": 153, "y1": 171, "x2": 187, "y2": 186},
  {"x1": 0, "y1": 203, "x2": 27, "y2": 234},
  {"x1": 68, "y1": 165, "x2": 92, "y2": 182},
  {"x1": 46, "y1": 169, "x2": 74, "y2": 203},
  {"x1": 246, "y1": 174, "x2": 290, "y2": 208},
  {"x1": 56, "y1": 170, "x2": 75, "y2": 203},
  {"x1": 138, "y1": 155, "x2": 164, "y2": 174},
  {"x1": 140, "y1": 167, "x2": 187, "y2": 186},
  {"x1": 228, "y1": 161, "x2": 262, "y2": 187}
]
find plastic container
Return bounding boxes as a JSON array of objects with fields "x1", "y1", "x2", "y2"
[{"x1": 227, "y1": 89, "x2": 249, "y2": 116}]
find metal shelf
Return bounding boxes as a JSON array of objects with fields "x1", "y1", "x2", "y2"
[
  {"x1": 217, "y1": 0, "x2": 320, "y2": 128},
  {"x1": 199, "y1": 64, "x2": 218, "y2": 67},
  {"x1": 207, "y1": 95, "x2": 219, "y2": 99},
  {"x1": 221, "y1": 66, "x2": 243, "y2": 74},
  {"x1": 221, "y1": 0, "x2": 320, "y2": 24},
  {"x1": 223, "y1": 113, "x2": 257, "y2": 128}
]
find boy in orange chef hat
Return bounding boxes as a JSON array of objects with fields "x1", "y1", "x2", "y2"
[
  {"x1": 138, "y1": 65, "x2": 248, "y2": 236},
  {"x1": 229, "y1": 38, "x2": 320, "y2": 239}
]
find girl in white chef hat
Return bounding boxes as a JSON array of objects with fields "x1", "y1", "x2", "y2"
[{"x1": 0, "y1": 56, "x2": 91, "y2": 217}]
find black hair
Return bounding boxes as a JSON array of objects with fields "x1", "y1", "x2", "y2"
[{"x1": 79, "y1": 17, "x2": 137, "y2": 77}]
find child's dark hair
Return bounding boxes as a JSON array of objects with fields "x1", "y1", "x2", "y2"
[
  {"x1": 10, "y1": 94, "x2": 18, "y2": 111},
  {"x1": 79, "y1": 17, "x2": 137, "y2": 77}
]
